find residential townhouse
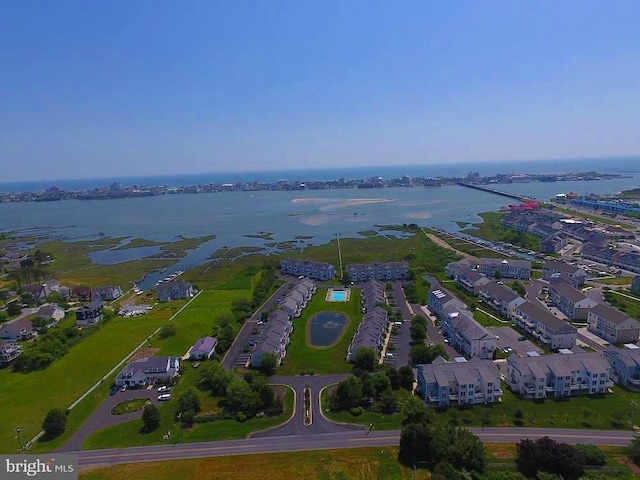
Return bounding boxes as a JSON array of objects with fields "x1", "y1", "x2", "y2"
[
  {"x1": 587, "y1": 304, "x2": 640, "y2": 344},
  {"x1": 0, "y1": 340, "x2": 23, "y2": 365},
  {"x1": 506, "y1": 352, "x2": 612, "y2": 399},
  {"x1": 280, "y1": 258, "x2": 335, "y2": 281},
  {"x1": 156, "y1": 280, "x2": 194, "y2": 302},
  {"x1": 441, "y1": 307, "x2": 497, "y2": 359},
  {"x1": 548, "y1": 281, "x2": 598, "y2": 320},
  {"x1": 251, "y1": 310, "x2": 294, "y2": 367},
  {"x1": 346, "y1": 261, "x2": 409, "y2": 282},
  {"x1": 478, "y1": 258, "x2": 531, "y2": 280},
  {"x1": 603, "y1": 349, "x2": 640, "y2": 388},
  {"x1": 455, "y1": 269, "x2": 492, "y2": 295},
  {"x1": 361, "y1": 280, "x2": 387, "y2": 312},
  {"x1": 416, "y1": 360, "x2": 503, "y2": 407},
  {"x1": 540, "y1": 235, "x2": 567, "y2": 254},
  {"x1": 477, "y1": 282, "x2": 526, "y2": 318},
  {"x1": 75, "y1": 299, "x2": 105, "y2": 326},
  {"x1": 93, "y1": 284, "x2": 123, "y2": 301},
  {"x1": 0, "y1": 318, "x2": 37, "y2": 341},
  {"x1": 347, "y1": 306, "x2": 389, "y2": 362},
  {"x1": 513, "y1": 301, "x2": 577, "y2": 349},
  {"x1": 445, "y1": 258, "x2": 476, "y2": 279},
  {"x1": 428, "y1": 287, "x2": 466, "y2": 319},
  {"x1": 115, "y1": 356, "x2": 181, "y2": 387},
  {"x1": 542, "y1": 261, "x2": 587, "y2": 287},
  {"x1": 581, "y1": 244, "x2": 640, "y2": 275}
]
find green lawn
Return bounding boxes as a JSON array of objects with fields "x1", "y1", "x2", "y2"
[
  {"x1": 605, "y1": 291, "x2": 640, "y2": 320},
  {"x1": 462, "y1": 211, "x2": 540, "y2": 251},
  {"x1": 82, "y1": 368, "x2": 294, "y2": 450},
  {"x1": 554, "y1": 206, "x2": 636, "y2": 230},
  {"x1": 0, "y1": 312, "x2": 172, "y2": 453},
  {"x1": 278, "y1": 287, "x2": 363, "y2": 375},
  {"x1": 595, "y1": 276, "x2": 633, "y2": 286}
]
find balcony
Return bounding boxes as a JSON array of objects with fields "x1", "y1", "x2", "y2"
[{"x1": 629, "y1": 377, "x2": 640, "y2": 386}]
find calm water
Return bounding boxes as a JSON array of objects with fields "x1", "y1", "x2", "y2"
[
  {"x1": 308, "y1": 311, "x2": 348, "y2": 347},
  {"x1": 1, "y1": 163, "x2": 638, "y2": 288}
]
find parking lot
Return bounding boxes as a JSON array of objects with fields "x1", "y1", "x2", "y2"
[{"x1": 487, "y1": 326, "x2": 542, "y2": 357}]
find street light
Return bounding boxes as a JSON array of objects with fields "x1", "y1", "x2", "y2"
[{"x1": 15, "y1": 427, "x2": 24, "y2": 451}]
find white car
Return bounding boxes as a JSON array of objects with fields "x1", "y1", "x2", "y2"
[
  {"x1": 157, "y1": 385, "x2": 171, "y2": 393},
  {"x1": 157, "y1": 393, "x2": 172, "y2": 401}
]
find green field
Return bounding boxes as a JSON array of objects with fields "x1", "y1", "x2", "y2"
[
  {"x1": 82, "y1": 368, "x2": 294, "y2": 449},
  {"x1": 462, "y1": 212, "x2": 540, "y2": 251},
  {"x1": 605, "y1": 291, "x2": 640, "y2": 320},
  {"x1": 278, "y1": 287, "x2": 363, "y2": 375},
  {"x1": 80, "y1": 447, "x2": 430, "y2": 480},
  {"x1": 555, "y1": 206, "x2": 636, "y2": 229}
]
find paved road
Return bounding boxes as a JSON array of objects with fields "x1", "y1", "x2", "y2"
[
  {"x1": 59, "y1": 388, "x2": 162, "y2": 452},
  {"x1": 253, "y1": 375, "x2": 358, "y2": 437},
  {"x1": 73, "y1": 427, "x2": 635, "y2": 470}
]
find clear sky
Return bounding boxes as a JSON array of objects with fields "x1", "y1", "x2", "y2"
[{"x1": 1, "y1": 1, "x2": 639, "y2": 182}]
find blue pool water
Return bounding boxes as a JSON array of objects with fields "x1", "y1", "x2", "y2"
[{"x1": 330, "y1": 291, "x2": 347, "y2": 301}]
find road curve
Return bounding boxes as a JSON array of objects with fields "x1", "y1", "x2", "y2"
[{"x1": 74, "y1": 427, "x2": 635, "y2": 470}]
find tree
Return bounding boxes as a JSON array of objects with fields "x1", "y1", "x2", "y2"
[
  {"x1": 352, "y1": 347, "x2": 376, "y2": 371},
  {"x1": 516, "y1": 437, "x2": 585, "y2": 480},
  {"x1": 384, "y1": 366, "x2": 401, "y2": 390},
  {"x1": 401, "y1": 395, "x2": 431, "y2": 426},
  {"x1": 330, "y1": 376, "x2": 364, "y2": 410},
  {"x1": 7, "y1": 301, "x2": 21, "y2": 316},
  {"x1": 257, "y1": 352, "x2": 278, "y2": 376},
  {"x1": 226, "y1": 379, "x2": 260, "y2": 413},
  {"x1": 398, "y1": 366, "x2": 415, "y2": 391},
  {"x1": 142, "y1": 404, "x2": 161, "y2": 431},
  {"x1": 398, "y1": 422, "x2": 433, "y2": 465},
  {"x1": 409, "y1": 344, "x2": 430, "y2": 365},
  {"x1": 493, "y1": 270, "x2": 502, "y2": 280},
  {"x1": 197, "y1": 362, "x2": 234, "y2": 396},
  {"x1": 341, "y1": 271, "x2": 351, "y2": 287},
  {"x1": 42, "y1": 408, "x2": 67, "y2": 439},
  {"x1": 410, "y1": 323, "x2": 427, "y2": 343},
  {"x1": 159, "y1": 323, "x2": 177, "y2": 339},
  {"x1": 628, "y1": 433, "x2": 640, "y2": 465},
  {"x1": 431, "y1": 462, "x2": 471, "y2": 480},
  {"x1": 178, "y1": 387, "x2": 201, "y2": 414},
  {"x1": 411, "y1": 315, "x2": 427, "y2": 329},
  {"x1": 432, "y1": 425, "x2": 486, "y2": 473},
  {"x1": 574, "y1": 443, "x2": 606, "y2": 466},
  {"x1": 372, "y1": 371, "x2": 392, "y2": 396}
]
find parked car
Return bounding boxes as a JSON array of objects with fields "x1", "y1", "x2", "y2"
[
  {"x1": 157, "y1": 385, "x2": 171, "y2": 393},
  {"x1": 157, "y1": 393, "x2": 172, "y2": 401},
  {"x1": 120, "y1": 384, "x2": 127, "y2": 392}
]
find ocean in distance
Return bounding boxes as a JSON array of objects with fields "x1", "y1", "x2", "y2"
[
  {"x1": 1, "y1": 158, "x2": 639, "y2": 289},
  {"x1": 1, "y1": 156, "x2": 640, "y2": 193}
]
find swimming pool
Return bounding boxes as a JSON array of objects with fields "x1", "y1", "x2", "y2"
[{"x1": 326, "y1": 288, "x2": 350, "y2": 302}]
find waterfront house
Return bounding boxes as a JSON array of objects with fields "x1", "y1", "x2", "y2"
[
  {"x1": 157, "y1": 280, "x2": 194, "y2": 302},
  {"x1": 346, "y1": 261, "x2": 409, "y2": 282},
  {"x1": 115, "y1": 356, "x2": 180, "y2": 387},
  {"x1": 93, "y1": 285, "x2": 123, "y2": 301},
  {"x1": 280, "y1": 258, "x2": 335, "y2": 281},
  {"x1": 445, "y1": 258, "x2": 476, "y2": 279},
  {"x1": 587, "y1": 304, "x2": 640, "y2": 344},
  {"x1": 416, "y1": 360, "x2": 503, "y2": 407},
  {"x1": 506, "y1": 352, "x2": 612, "y2": 399},
  {"x1": 189, "y1": 336, "x2": 218, "y2": 360}
]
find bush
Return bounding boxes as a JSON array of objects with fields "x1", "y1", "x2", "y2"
[
  {"x1": 575, "y1": 443, "x2": 606, "y2": 466},
  {"x1": 42, "y1": 408, "x2": 67, "y2": 439},
  {"x1": 236, "y1": 412, "x2": 247, "y2": 422},
  {"x1": 350, "y1": 406, "x2": 364, "y2": 417}
]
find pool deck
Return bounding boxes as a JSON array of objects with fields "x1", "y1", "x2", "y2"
[{"x1": 325, "y1": 287, "x2": 351, "y2": 302}]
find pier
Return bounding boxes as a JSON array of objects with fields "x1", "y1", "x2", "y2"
[{"x1": 457, "y1": 182, "x2": 536, "y2": 202}]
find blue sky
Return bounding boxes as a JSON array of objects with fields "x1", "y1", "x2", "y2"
[{"x1": 1, "y1": 1, "x2": 639, "y2": 181}]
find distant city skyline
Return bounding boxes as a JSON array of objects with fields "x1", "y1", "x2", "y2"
[{"x1": 1, "y1": 1, "x2": 640, "y2": 182}]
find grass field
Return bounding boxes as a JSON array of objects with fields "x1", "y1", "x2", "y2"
[
  {"x1": 0, "y1": 311, "x2": 173, "y2": 453},
  {"x1": 462, "y1": 211, "x2": 540, "y2": 252},
  {"x1": 595, "y1": 276, "x2": 633, "y2": 286},
  {"x1": 605, "y1": 291, "x2": 640, "y2": 320},
  {"x1": 554, "y1": 206, "x2": 636, "y2": 230},
  {"x1": 82, "y1": 368, "x2": 294, "y2": 450},
  {"x1": 80, "y1": 447, "x2": 429, "y2": 480},
  {"x1": 278, "y1": 287, "x2": 362, "y2": 375}
]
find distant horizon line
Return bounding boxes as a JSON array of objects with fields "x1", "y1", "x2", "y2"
[{"x1": 2, "y1": 154, "x2": 640, "y2": 186}]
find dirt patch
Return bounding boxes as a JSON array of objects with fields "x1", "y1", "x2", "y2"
[
  {"x1": 615, "y1": 456, "x2": 640, "y2": 476},
  {"x1": 425, "y1": 232, "x2": 478, "y2": 261},
  {"x1": 128, "y1": 347, "x2": 160, "y2": 363}
]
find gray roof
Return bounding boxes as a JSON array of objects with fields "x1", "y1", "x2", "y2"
[
  {"x1": 192, "y1": 336, "x2": 217, "y2": 353},
  {"x1": 544, "y1": 261, "x2": 585, "y2": 276},
  {"x1": 458, "y1": 269, "x2": 489, "y2": 283},
  {"x1": 480, "y1": 282, "x2": 523, "y2": 303},
  {"x1": 589, "y1": 303, "x2": 638, "y2": 326},
  {"x1": 480, "y1": 258, "x2": 531, "y2": 268},
  {"x1": 517, "y1": 301, "x2": 577, "y2": 334},
  {"x1": 419, "y1": 360, "x2": 501, "y2": 387},
  {"x1": 509, "y1": 351, "x2": 610, "y2": 377},
  {"x1": 550, "y1": 281, "x2": 588, "y2": 303}
]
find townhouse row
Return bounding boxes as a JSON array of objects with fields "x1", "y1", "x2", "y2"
[{"x1": 346, "y1": 281, "x2": 390, "y2": 362}]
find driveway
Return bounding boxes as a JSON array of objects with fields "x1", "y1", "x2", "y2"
[{"x1": 59, "y1": 387, "x2": 161, "y2": 452}]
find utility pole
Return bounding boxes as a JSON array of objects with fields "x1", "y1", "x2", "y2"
[
  {"x1": 15, "y1": 427, "x2": 24, "y2": 451},
  {"x1": 336, "y1": 233, "x2": 343, "y2": 279}
]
